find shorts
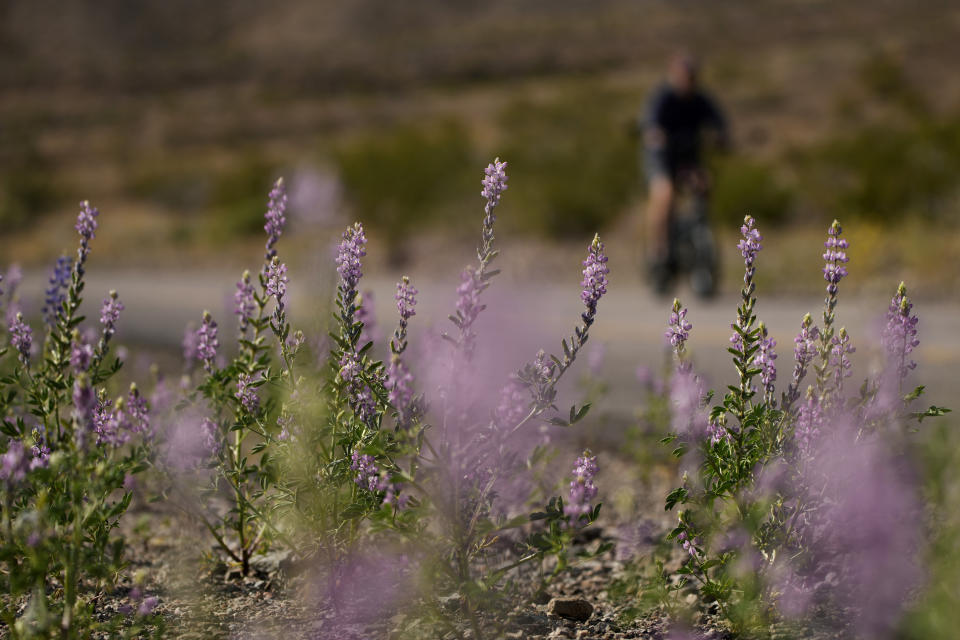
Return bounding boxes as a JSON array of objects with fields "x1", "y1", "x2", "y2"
[{"x1": 644, "y1": 148, "x2": 672, "y2": 183}]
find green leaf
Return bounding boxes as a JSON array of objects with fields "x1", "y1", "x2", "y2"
[
  {"x1": 904, "y1": 386, "x2": 925, "y2": 402},
  {"x1": 914, "y1": 406, "x2": 952, "y2": 422}
]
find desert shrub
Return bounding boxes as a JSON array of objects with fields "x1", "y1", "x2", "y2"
[
  {"x1": 0, "y1": 149, "x2": 60, "y2": 231},
  {"x1": 0, "y1": 205, "x2": 161, "y2": 637},
  {"x1": 334, "y1": 121, "x2": 474, "y2": 256},
  {"x1": 795, "y1": 119, "x2": 960, "y2": 224},
  {"x1": 497, "y1": 88, "x2": 638, "y2": 237},
  {"x1": 654, "y1": 216, "x2": 948, "y2": 634},
  {"x1": 710, "y1": 155, "x2": 793, "y2": 227}
]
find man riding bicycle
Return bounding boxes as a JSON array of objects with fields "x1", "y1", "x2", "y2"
[{"x1": 641, "y1": 53, "x2": 728, "y2": 294}]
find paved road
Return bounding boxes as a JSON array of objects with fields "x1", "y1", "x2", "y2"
[{"x1": 21, "y1": 268, "x2": 959, "y2": 413}]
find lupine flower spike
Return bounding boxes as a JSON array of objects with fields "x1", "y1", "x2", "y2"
[
  {"x1": 565, "y1": 451, "x2": 599, "y2": 525},
  {"x1": 756, "y1": 322, "x2": 778, "y2": 406},
  {"x1": 881, "y1": 282, "x2": 920, "y2": 391},
  {"x1": 265, "y1": 257, "x2": 289, "y2": 304},
  {"x1": 234, "y1": 270, "x2": 256, "y2": 333},
  {"x1": 264, "y1": 177, "x2": 287, "y2": 261},
  {"x1": 196, "y1": 311, "x2": 219, "y2": 373},
  {"x1": 830, "y1": 326, "x2": 855, "y2": 394},
  {"x1": 336, "y1": 222, "x2": 367, "y2": 296},
  {"x1": 9, "y1": 312, "x2": 32, "y2": 366},
  {"x1": 100, "y1": 290, "x2": 124, "y2": 345},
  {"x1": 75, "y1": 200, "x2": 99, "y2": 267},
  {"x1": 388, "y1": 277, "x2": 418, "y2": 422},
  {"x1": 817, "y1": 220, "x2": 849, "y2": 394},
  {"x1": 666, "y1": 298, "x2": 693, "y2": 372},
  {"x1": 783, "y1": 313, "x2": 819, "y2": 411},
  {"x1": 581, "y1": 234, "x2": 609, "y2": 328},
  {"x1": 42, "y1": 255, "x2": 73, "y2": 327}
]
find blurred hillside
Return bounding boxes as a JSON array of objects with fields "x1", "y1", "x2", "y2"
[{"x1": 1, "y1": 0, "x2": 960, "y2": 292}]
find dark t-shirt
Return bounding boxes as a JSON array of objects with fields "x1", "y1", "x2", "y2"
[{"x1": 643, "y1": 83, "x2": 726, "y2": 170}]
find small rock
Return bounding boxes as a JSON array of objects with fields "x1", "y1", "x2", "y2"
[{"x1": 548, "y1": 597, "x2": 594, "y2": 622}]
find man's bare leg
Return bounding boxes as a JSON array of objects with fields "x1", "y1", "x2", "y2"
[{"x1": 646, "y1": 176, "x2": 673, "y2": 262}]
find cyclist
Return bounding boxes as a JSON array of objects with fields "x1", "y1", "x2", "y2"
[{"x1": 641, "y1": 53, "x2": 728, "y2": 293}]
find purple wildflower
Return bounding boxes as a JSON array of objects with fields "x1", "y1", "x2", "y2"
[
  {"x1": 706, "y1": 416, "x2": 731, "y2": 445},
  {"x1": 338, "y1": 351, "x2": 362, "y2": 384},
  {"x1": 795, "y1": 388, "x2": 823, "y2": 458},
  {"x1": 0, "y1": 441, "x2": 29, "y2": 485},
  {"x1": 100, "y1": 290, "x2": 124, "y2": 343},
  {"x1": 73, "y1": 376, "x2": 97, "y2": 432},
  {"x1": 124, "y1": 587, "x2": 159, "y2": 618},
  {"x1": 494, "y1": 379, "x2": 528, "y2": 430},
  {"x1": 93, "y1": 398, "x2": 126, "y2": 446},
  {"x1": 481, "y1": 158, "x2": 509, "y2": 213},
  {"x1": 665, "y1": 298, "x2": 693, "y2": 351},
  {"x1": 138, "y1": 596, "x2": 159, "y2": 617},
  {"x1": 276, "y1": 413, "x2": 293, "y2": 441},
  {"x1": 351, "y1": 450, "x2": 382, "y2": 491},
  {"x1": 737, "y1": 215, "x2": 763, "y2": 267},
  {"x1": 196, "y1": 311, "x2": 219, "y2": 373},
  {"x1": 784, "y1": 314, "x2": 820, "y2": 409},
  {"x1": 455, "y1": 267, "x2": 482, "y2": 326},
  {"x1": 235, "y1": 373, "x2": 260, "y2": 414},
  {"x1": 30, "y1": 438, "x2": 50, "y2": 470},
  {"x1": 881, "y1": 282, "x2": 919, "y2": 387},
  {"x1": 265, "y1": 257, "x2": 289, "y2": 304},
  {"x1": 756, "y1": 322, "x2": 778, "y2": 404},
  {"x1": 670, "y1": 367, "x2": 706, "y2": 434},
  {"x1": 286, "y1": 330, "x2": 305, "y2": 355},
  {"x1": 126, "y1": 384, "x2": 150, "y2": 435},
  {"x1": 42, "y1": 255, "x2": 73, "y2": 327},
  {"x1": 565, "y1": 451, "x2": 599, "y2": 525},
  {"x1": 580, "y1": 234, "x2": 609, "y2": 326},
  {"x1": 264, "y1": 178, "x2": 287, "y2": 261},
  {"x1": 339, "y1": 351, "x2": 377, "y2": 423},
  {"x1": 533, "y1": 349, "x2": 555, "y2": 382},
  {"x1": 383, "y1": 483, "x2": 410, "y2": 510},
  {"x1": 201, "y1": 417, "x2": 220, "y2": 457},
  {"x1": 830, "y1": 327, "x2": 855, "y2": 393},
  {"x1": 9, "y1": 312, "x2": 32, "y2": 366},
  {"x1": 386, "y1": 354, "x2": 414, "y2": 414},
  {"x1": 336, "y1": 222, "x2": 367, "y2": 293},
  {"x1": 75, "y1": 200, "x2": 99, "y2": 263},
  {"x1": 391, "y1": 276, "x2": 417, "y2": 355},
  {"x1": 70, "y1": 334, "x2": 94, "y2": 372},
  {"x1": 234, "y1": 270, "x2": 256, "y2": 332},
  {"x1": 677, "y1": 530, "x2": 699, "y2": 559},
  {"x1": 729, "y1": 325, "x2": 745, "y2": 355},
  {"x1": 822, "y1": 220, "x2": 849, "y2": 297},
  {"x1": 396, "y1": 277, "x2": 417, "y2": 323}
]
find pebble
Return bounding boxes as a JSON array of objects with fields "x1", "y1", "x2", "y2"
[{"x1": 547, "y1": 596, "x2": 594, "y2": 622}]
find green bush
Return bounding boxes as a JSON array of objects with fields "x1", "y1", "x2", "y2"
[
  {"x1": 0, "y1": 150, "x2": 60, "y2": 230},
  {"x1": 795, "y1": 117, "x2": 960, "y2": 223},
  {"x1": 711, "y1": 155, "x2": 794, "y2": 228},
  {"x1": 334, "y1": 121, "x2": 474, "y2": 251},
  {"x1": 497, "y1": 88, "x2": 639, "y2": 237}
]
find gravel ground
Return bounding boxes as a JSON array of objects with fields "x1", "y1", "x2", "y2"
[{"x1": 89, "y1": 450, "x2": 852, "y2": 640}]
